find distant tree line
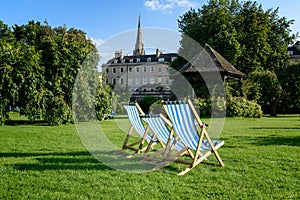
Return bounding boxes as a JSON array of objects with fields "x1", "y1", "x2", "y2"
[
  {"x1": 172, "y1": 0, "x2": 299, "y2": 116},
  {"x1": 0, "y1": 20, "x2": 112, "y2": 125}
]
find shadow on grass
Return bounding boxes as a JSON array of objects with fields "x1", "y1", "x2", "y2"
[
  {"x1": 11, "y1": 162, "x2": 112, "y2": 171},
  {"x1": 4, "y1": 120, "x2": 50, "y2": 126},
  {"x1": 0, "y1": 151, "x2": 91, "y2": 158},
  {"x1": 2, "y1": 151, "x2": 158, "y2": 172},
  {"x1": 2, "y1": 151, "x2": 113, "y2": 171},
  {"x1": 227, "y1": 135, "x2": 300, "y2": 147},
  {"x1": 251, "y1": 127, "x2": 300, "y2": 130},
  {"x1": 255, "y1": 135, "x2": 300, "y2": 146}
]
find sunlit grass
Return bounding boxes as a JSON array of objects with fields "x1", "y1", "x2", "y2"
[{"x1": 0, "y1": 113, "x2": 299, "y2": 199}]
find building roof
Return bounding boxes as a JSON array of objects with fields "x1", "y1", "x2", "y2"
[
  {"x1": 105, "y1": 52, "x2": 177, "y2": 65},
  {"x1": 179, "y1": 44, "x2": 246, "y2": 78},
  {"x1": 288, "y1": 41, "x2": 300, "y2": 55}
]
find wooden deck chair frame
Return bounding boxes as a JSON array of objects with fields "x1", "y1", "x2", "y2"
[
  {"x1": 118, "y1": 102, "x2": 163, "y2": 157},
  {"x1": 156, "y1": 99, "x2": 224, "y2": 175}
]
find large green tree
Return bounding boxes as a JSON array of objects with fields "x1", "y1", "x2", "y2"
[
  {"x1": 176, "y1": 0, "x2": 296, "y2": 115},
  {"x1": 12, "y1": 21, "x2": 99, "y2": 124},
  {"x1": 177, "y1": 0, "x2": 295, "y2": 74},
  {"x1": 0, "y1": 20, "x2": 107, "y2": 125},
  {"x1": 0, "y1": 21, "x2": 15, "y2": 124},
  {"x1": 277, "y1": 61, "x2": 300, "y2": 114},
  {"x1": 243, "y1": 70, "x2": 283, "y2": 116}
]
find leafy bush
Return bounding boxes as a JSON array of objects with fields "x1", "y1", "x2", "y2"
[
  {"x1": 94, "y1": 83, "x2": 113, "y2": 121},
  {"x1": 227, "y1": 97, "x2": 263, "y2": 118},
  {"x1": 195, "y1": 97, "x2": 226, "y2": 117},
  {"x1": 138, "y1": 96, "x2": 162, "y2": 114},
  {"x1": 195, "y1": 97, "x2": 263, "y2": 118}
]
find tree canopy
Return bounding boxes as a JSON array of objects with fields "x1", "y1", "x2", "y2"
[
  {"x1": 174, "y1": 0, "x2": 298, "y2": 115},
  {"x1": 177, "y1": 0, "x2": 295, "y2": 74},
  {"x1": 0, "y1": 20, "x2": 112, "y2": 125}
]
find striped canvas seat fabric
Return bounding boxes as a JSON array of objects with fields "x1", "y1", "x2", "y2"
[
  {"x1": 163, "y1": 100, "x2": 220, "y2": 151},
  {"x1": 142, "y1": 115, "x2": 185, "y2": 151},
  {"x1": 123, "y1": 103, "x2": 153, "y2": 143}
]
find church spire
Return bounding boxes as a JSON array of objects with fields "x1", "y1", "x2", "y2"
[{"x1": 133, "y1": 15, "x2": 145, "y2": 56}]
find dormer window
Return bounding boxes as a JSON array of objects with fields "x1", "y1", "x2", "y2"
[
  {"x1": 158, "y1": 57, "x2": 165, "y2": 62},
  {"x1": 137, "y1": 58, "x2": 141, "y2": 63},
  {"x1": 130, "y1": 59, "x2": 133, "y2": 63},
  {"x1": 171, "y1": 57, "x2": 177, "y2": 62},
  {"x1": 147, "y1": 57, "x2": 151, "y2": 62}
]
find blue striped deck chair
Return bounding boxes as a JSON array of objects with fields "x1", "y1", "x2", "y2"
[
  {"x1": 160, "y1": 99, "x2": 224, "y2": 175},
  {"x1": 141, "y1": 113, "x2": 187, "y2": 162},
  {"x1": 118, "y1": 102, "x2": 162, "y2": 157}
]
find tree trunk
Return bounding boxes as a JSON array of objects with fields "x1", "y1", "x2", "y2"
[{"x1": 270, "y1": 100, "x2": 277, "y2": 116}]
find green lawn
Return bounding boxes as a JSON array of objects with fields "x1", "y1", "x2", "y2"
[{"x1": 0, "y1": 113, "x2": 299, "y2": 199}]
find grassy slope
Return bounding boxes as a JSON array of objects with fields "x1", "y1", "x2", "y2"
[{"x1": 0, "y1": 113, "x2": 299, "y2": 199}]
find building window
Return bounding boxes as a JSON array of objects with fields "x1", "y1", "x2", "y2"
[
  {"x1": 129, "y1": 67, "x2": 132, "y2": 72},
  {"x1": 136, "y1": 67, "x2": 139, "y2": 73},
  {"x1": 144, "y1": 66, "x2": 146, "y2": 72},
  {"x1": 171, "y1": 57, "x2": 177, "y2": 62},
  {"x1": 166, "y1": 77, "x2": 170, "y2": 84},
  {"x1": 143, "y1": 77, "x2": 147, "y2": 84},
  {"x1": 128, "y1": 78, "x2": 132, "y2": 85},
  {"x1": 158, "y1": 77, "x2": 162, "y2": 83},
  {"x1": 150, "y1": 66, "x2": 154, "y2": 72},
  {"x1": 112, "y1": 78, "x2": 116, "y2": 85},
  {"x1": 147, "y1": 57, "x2": 151, "y2": 62},
  {"x1": 130, "y1": 59, "x2": 133, "y2": 63},
  {"x1": 136, "y1": 77, "x2": 140, "y2": 85},
  {"x1": 158, "y1": 67, "x2": 162, "y2": 73},
  {"x1": 120, "y1": 67, "x2": 124, "y2": 73},
  {"x1": 137, "y1": 58, "x2": 140, "y2": 63},
  {"x1": 105, "y1": 68, "x2": 109, "y2": 73},
  {"x1": 120, "y1": 78, "x2": 123, "y2": 85},
  {"x1": 113, "y1": 68, "x2": 116, "y2": 73},
  {"x1": 121, "y1": 59, "x2": 125, "y2": 63},
  {"x1": 150, "y1": 77, "x2": 154, "y2": 84},
  {"x1": 158, "y1": 57, "x2": 164, "y2": 62},
  {"x1": 166, "y1": 67, "x2": 169, "y2": 72}
]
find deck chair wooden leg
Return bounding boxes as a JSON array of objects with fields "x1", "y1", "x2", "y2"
[
  {"x1": 115, "y1": 125, "x2": 134, "y2": 155},
  {"x1": 143, "y1": 138, "x2": 155, "y2": 159},
  {"x1": 178, "y1": 152, "x2": 211, "y2": 176},
  {"x1": 122, "y1": 125, "x2": 134, "y2": 149},
  {"x1": 211, "y1": 141, "x2": 225, "y2": 166},
  {"x1": 153, "y1": 147, "x2": 189, "y2": 170},
  {"x1": 203, "y1": 131, "x2": 225, "y2": 166},
  {"x1": 127, "y1": 126, "x2": 150, "y2": 158}
]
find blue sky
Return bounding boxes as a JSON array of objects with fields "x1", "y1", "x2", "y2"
[
  {"x1": 1, "y1": 0, "x2": 299, "y2": 65},
  {"x1": 1, "y1": 0, "x2": 299, "y2": 41}
]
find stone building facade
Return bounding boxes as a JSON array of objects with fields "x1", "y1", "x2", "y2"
[{"x1": 102, "y1": 17, "x2": 176, "y2": 100}]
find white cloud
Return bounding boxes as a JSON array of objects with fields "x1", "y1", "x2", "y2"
[
  {"x1": 91, "y1": 38, "x2": 104, "y2": 48},
  {"x1": 144, "y1": 0, "x2": 196, "y2": 14}
]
